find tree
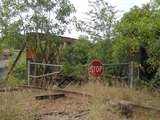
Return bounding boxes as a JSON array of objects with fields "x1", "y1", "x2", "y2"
[
  {"x1": 0, "y1": 0, "x2": 75, "y2": 62},
  {"x1": 76, "y1": 0, "x2": 117, "y2": 41},
  {"x1": 62, "y1": 37, "x2": 92, "y2": 77},
  {"x1": 0, "y1": 0, "x2": 75, "y2": 49},
  {"x1": 0, "y1": 0, "x2": 75, "y2": 83},
  {"x1": 74, "y1": 0, "x2": 117, "y2": 66},
  {"x1": 112, "y1": 4, "x2": 160, "y2": 81}
]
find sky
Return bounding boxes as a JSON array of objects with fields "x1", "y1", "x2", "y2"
[{"x1": 64, "y1": 0, "x2": 151, "y2": 38}]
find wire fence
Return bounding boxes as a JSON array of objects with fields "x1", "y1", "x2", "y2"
[
  {"x1": 27, "y1": 61, "x2": 63, "y2": 87},
  {"x1": 101, "y1": 62, "x2": 139, "y2": 88},
  {"x1": 27, "y1": 61, "x2": 140, "y2": 88}
]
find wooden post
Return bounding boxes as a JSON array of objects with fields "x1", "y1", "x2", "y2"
[
  {"x1": 130, "y1": 61, "x2": 134, "y2": 88},
  {"x1": 137, "y1": 64, "x2": 140, "y2": 80},
  {"x1": 27, "y1": 60, "x2": 30, "y2": 86}
]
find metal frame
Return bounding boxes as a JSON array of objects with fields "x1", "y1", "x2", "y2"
[
  {"x1": 27, "y1": 61, "x2": 136, "y2": 88},
  {"x1": 29, "y1": 61, "x2": 63, "y2": 67},
  {"x1": 103, "y1": 63, "x2": 129, "y2": 66},
  {"x1": 104, "y1": 62, "x2": 135, "y2": 88},
  {"x1": 27, "y1": 61, "x2": 63, "y2": 85},
  {"x1": 29, "y1": 72, "x2": 60, "y2": 78}
]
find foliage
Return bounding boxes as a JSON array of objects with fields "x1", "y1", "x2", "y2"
[
  {"x1": 24, "y1": 0, "x2": 75, "y2": 64},
  {"x1": 112, "y1": 4, "x2": 160, "y2": 81},
  {"x1": 27, "y1": 34, "x2": 63, "y2": 64},
  {"x1": 24, "y1": 0, "x2": 75, "y2": 34},
  {"x1": 148, "y1": 67, "x2": 160, "y2": 89},
  {"x1": 62, "y1": 37, "x2": 113, "y2": 81},
  {"x1": 89, "y1": 40, "x2": 113, "y2": 63},
  {"x1": 62, "y1": 37, "x2": 92, "y2": 77},
  {"x1": 76, "y1": 0, "x2": 117, "y2": 41},
  {"x1": 0, "y1": 0, "x2": 25, "y2": 49},
  {"x1": 8, "y1": 52, "x2": 26, "y2": 85},
  {"x1": 155, "y1": 67, "x2": 160, "y2": 81},
  {"x1": 155, "y1": 0, "x2": 160, "y2": 5},
  {"x1": 73, "y1": 0, "x2": 116, "y2": 77},
  {"x1": 0, "y1": 0, "x2": 76, "y2": 84},
  {"x1": 0, "y1": 0, "x2": 75, "y2": 49},
  {"x1": 0, "y1": 0, "x2": 160, "y2": 89}
]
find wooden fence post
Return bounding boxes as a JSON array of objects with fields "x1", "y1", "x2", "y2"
[
  {"x1": 27, "y1": 60, "x2": 30, "y2": 86},
  {"x1": 130, "y1": 61, "x2": 134, "y2": 88}
]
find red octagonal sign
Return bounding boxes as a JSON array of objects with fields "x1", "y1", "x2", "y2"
[{"x1": 88, "y1": 60, "x2": 104, "y2": 77}]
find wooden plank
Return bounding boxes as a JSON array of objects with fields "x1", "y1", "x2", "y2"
[
  {"x1": 0, "y1": 87, "x2": 22, "y2": 92},
  {"x1": 35, "y1": 93, "x2": 65, "y2": 100}
]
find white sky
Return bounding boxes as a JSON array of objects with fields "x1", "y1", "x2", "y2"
[{"x1": 64, "y1": 0, "x2": 151, "y2": 38}]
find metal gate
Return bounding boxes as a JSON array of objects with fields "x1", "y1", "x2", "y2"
[
  {"x1": 88, "y1": 61, "x2": 139, "y2": 88},
  {"x1": 27, "y1": 61, "x2": 63, "y2": 87}
]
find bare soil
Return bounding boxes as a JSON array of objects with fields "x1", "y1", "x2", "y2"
[
  {"x1": 18, "y1": 88, "x2": 89, "y2": 120},
  {"x1": 1, "y1": 85, "x2": 160, "y2": 120},
  {"x1": 35, "y1": 97, "x2": 89, "y2": 120}
]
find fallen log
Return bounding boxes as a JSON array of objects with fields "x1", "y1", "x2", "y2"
[{"x1": 118, "y1": 100, "x2": 160, "y2": 113}]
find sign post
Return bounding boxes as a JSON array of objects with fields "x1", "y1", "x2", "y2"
[
  {"x1": 26, "y1": 49, "x2": 33, "y2": 86},
  {"x1": 88, "y1": 60, "x2": 104, "y2": 78}
]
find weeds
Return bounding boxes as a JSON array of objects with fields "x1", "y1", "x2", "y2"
[
  {"x1": 67, "y1": 81, "x2": 160, "y2": 120},
  {"x1": 0, "y1": 90, "x2": 37, "y2": 120}
]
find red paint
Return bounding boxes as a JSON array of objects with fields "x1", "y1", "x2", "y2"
[
  {"x1": 26, "y1": 49, "x2": 33, "y2": 60},
  {"x1": 88, "y1": 60, "x2": 104, "y2": 77}
]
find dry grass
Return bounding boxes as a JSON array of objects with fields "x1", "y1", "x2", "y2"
[
  {"x1": 0, "y1": 89, "x2": 39, "y2": 120},
  {"x1": 67, "y1": 81, "x2": 160, "y2": 120},
  {"x1": 67, "y1": 81, "x2": 160, "y2": 107},
  {"x1": 0, "y1": 81, "x2": 160, "y2": 120}
]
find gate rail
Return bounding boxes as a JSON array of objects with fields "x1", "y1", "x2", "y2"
[{"x1": 27, "y1": 61, "x2": 63, "y2": 86}]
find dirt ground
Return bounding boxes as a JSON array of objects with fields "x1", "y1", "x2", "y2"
[
  {"x1": 1, "y1": 85, "x2": 160, "y2": 120},
  {"x1": 35, "y1": 96, "x2": 89, "y2": 120},
  {"x1": 23, "y1": 89, "x2": 90, "y2": 120},
  {"x1": 0, "y1": 88, "x2": 90, "y2": 120}
]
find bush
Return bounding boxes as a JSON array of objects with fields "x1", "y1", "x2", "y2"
[
  {"x1": 8, "y1": 52, "x2": 26, "y2": 86},
  {"x1": 148, "y1": 67, "x2": 160, "y2": 90},
  {"x1": 155, "y1": 67, "x2": 160, "y2": 81},
  {"x1": 62, "y1": 38, "x2": 92, "y2": 79}
]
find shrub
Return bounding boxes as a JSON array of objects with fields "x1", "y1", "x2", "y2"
[
  {"x1": 8, "y1": 52, "x2": 26, "y2": 86},
  {"x1": 62, "y1": 38, "x2": 92, "y2": 79}
]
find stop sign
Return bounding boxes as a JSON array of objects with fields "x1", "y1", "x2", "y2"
[{"x1": 88, "y1": 60, "x2": 104, "y2": 77}]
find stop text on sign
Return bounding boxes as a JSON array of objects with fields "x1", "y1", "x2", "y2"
[
  {"x1": 88, "y1": 60, "x2": 104, "y2": 77},
  {"x1": 89, "y1": 66, "x2": 103, "y2": 73}
]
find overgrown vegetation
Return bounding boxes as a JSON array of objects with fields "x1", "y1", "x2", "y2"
[
  {"x1": 66, "y1": 81, "x2": 160, "y2": 120},
  {"x1": 7, "y1": 52, "x2": 26, "y2": 86},
  {"x1": 0, "y1": 91, "x2": 38, "y2": 120},
  {"x1": 0, "y1": 0, "x2": 160, "y2": 95},
  {"x1": 63, "y1": 0, "x2": 160, "y2": 88},
  {"x1": 0, "y1": 0, "x2": 160, "y2": 119}
]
